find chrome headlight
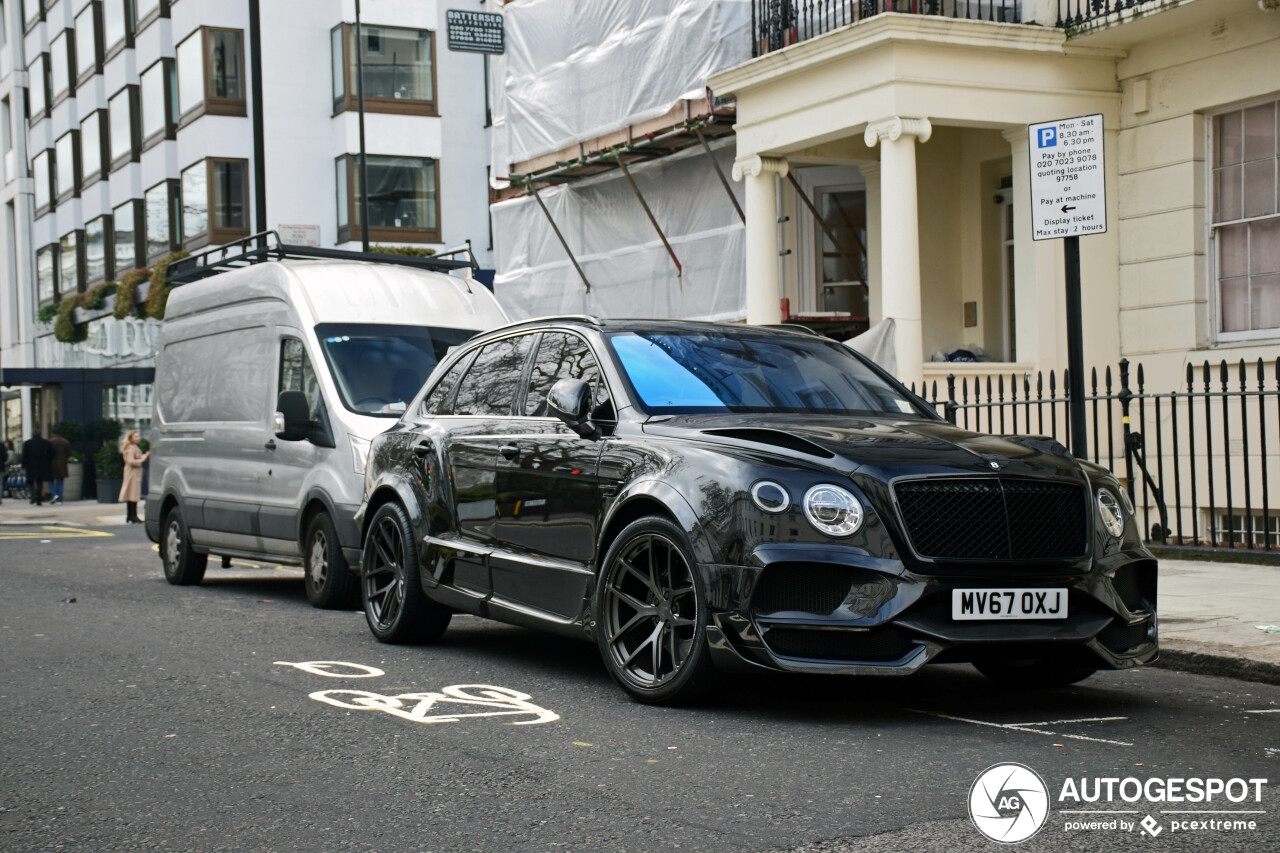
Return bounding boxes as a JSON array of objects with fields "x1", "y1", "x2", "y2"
[
  {"x1": 803, "y1": 484, "x2": 864, "y2": 538},
  {"x1": 350, "y1": 435, "x2": 372, "y2": 475},
  {"x1": 1097, "y1": 488, "x2": 1125, "y2": 538}
]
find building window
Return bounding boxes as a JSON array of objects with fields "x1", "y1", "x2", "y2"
[
  {"x1": 336, "y1": 154, "x2": 440, "y2": 244},
  {"x1": 50, "y1": 30, "x2": 75, "y2": 104},
  {"x1": 81, "y1": 110, "x2": 107, "y2": 186},
  {"x1": 36, "y1": 243, "x2": 57, "y2": 304},
  {"x1": 75, "y1": 2, "x2": 103, "y2": 86},
  {"x1": 140, "y1": 59, "x2": 177, "y2": 147},
  {"x1": 27, "y1": 53, "x2": 49, "y2": 122},
  {"x1": 85, "y1": 215, "x2": 112, "y2": 284},
  {"x1": 331, "y1": 23, "x2": 436, "y2": 116},
  {"x1": 24, "y1": 0, "x2": 42, "y2": 33},
  {"x1": 108, "y1": 85, "x2": 139, "y2": 171},
  {"x1": 1214, "y1": 98, "x2": 1280, "y2": 337},
  {"x1": 32, "y1": 148, "x2": 53, "y2": 216},
  {"x1": 55, "y1": 130, "x2": 80, "y2": 203},
  {"x1": 135, "y1": 0, "x2": 166, "y2": 32},
  {"x1": 60, "y1": 230, "x2": 83, "y2": 295},
  {"x1": 176, "y1": 26, "x2": 245, "y2": 121},
  {"x1": 181, "y1": 157, "x2": 249, "y2": 249},
  {"x1": 113, "y1": 199, "x2": 142, "y2": 273},
  {"x1": 104, "y1": 0, "x2": 133, "y2": 59},
  {"x1": 144, "y1": 179, "x2": 179, "y2": 261}
]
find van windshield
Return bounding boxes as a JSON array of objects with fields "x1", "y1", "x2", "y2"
[{"x1": 316, "y1": 323, "x2": 475, "y2": 417}]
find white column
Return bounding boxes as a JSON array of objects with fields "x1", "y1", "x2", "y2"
[
  {"x1": 864, "y1": 117, "x2": 931, "y2": 390},
  {"x1": 1004, "y1": 126, "x2": 1060, "y2": 369},
  {"x1": 859, "y1": 162, "x2": 882, "y2": 325},
  {"x1": 733, "y1": 154, "x2": 789, "y2": 326}
]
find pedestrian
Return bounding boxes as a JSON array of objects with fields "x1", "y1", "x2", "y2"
[
  {"x1": 118, "y1": 430, "x2": 149, "y2": 523},
  {"x1": 22, "y1": 429, "x2": 54, "y2": 506},
  {"x1": 49, "y1": 429, "x2": 71, "y2": 505},
  {"x1": 0, "y1": 438, "x2": 7, "y2": 505}
]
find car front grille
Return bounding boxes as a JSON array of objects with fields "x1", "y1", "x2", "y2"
[
  {"x1": 764, "y1": 626, "x2": 918, "y2": 663},
  {"x1": 752, "y1": 564, "x2": 858, "y2": 615},
  {"x1": 893, "y1": 478, "x2": 1088, "y2": 561}
]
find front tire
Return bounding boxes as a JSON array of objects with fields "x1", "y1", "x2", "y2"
[
  {"x1": 162, "y1": 506, "x2": 207, "y2": 586},
  {"x1": 593, "y1": 516, "x2": 717, "y2": 705},
  {"x1": 974, "y1": 659, "x2": 1097, "y2": 687},
  {"x1": 304, "y1": 512, "x2": 358, "y2": 609},
  {"x1": 361, "y1": 502, "x2": 450, "y2": 644}
]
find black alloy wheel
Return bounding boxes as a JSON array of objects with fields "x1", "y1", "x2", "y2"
[
  {"x1": 974, "y1": 658, "x2": 1097, "y2": 687},
  {"x1": 595, "y1": 516, "x2": 716, "y2": 705},
  {"x1": 304, "y1": 512, "x2": 358, "y2": 609},
  {"x1": 362, "y1": 502, "x2": 450, "y2": 644},
  {"x1": 161, "y1": 505, "x2": 207, "y2": 586}
]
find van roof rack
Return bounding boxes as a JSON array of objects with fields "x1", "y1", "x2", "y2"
[{"x1": 165, "y1": 231, "x2": 479, "y2": 285}]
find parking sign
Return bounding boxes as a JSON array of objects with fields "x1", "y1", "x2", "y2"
[{"x1": 1028, "y1": 114, "x2": 1106, "y2": 241}]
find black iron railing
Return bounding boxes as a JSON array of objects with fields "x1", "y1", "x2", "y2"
[
  {"x1": 751, "y1": 0, "x2": 1023, "y2": 56},
  {"x1": 914, "y1": 358, "x2": 1280, "y2": 553},
  {"x1": 1057, "y1": 0, "x2": 1162, "y2": 29}
]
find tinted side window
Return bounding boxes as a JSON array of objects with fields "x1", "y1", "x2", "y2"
[
  {"x1": 279, "y1": 338, "x2": 321, "y2": 420},
  {"x1": 422, "y1": 351, "x2": 474, "y2": 415},
  {"x1": 524, "y1": 332, "x2": 601, "y2": 417},
  {"x1": 451, "y1": 335, "x2": 534, "y2": 417}
]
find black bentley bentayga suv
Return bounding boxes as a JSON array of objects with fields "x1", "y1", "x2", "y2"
[{"x1": 354, "y1": 317, "x2": 1156, "y2": 704}]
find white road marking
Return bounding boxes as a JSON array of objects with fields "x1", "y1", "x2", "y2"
[
  {"x1": 905, "y1": 709, "x2": 1133, "y2": 747},
  {"x1": 1246, "y1": 709, "x2": 1280, "y2": 714},
  {"x1": 274, "y1": 661, "x2": 385, "y2": 678},
  {"x1": 310, "y1": 685, "x2": 559, "y2": 726}
]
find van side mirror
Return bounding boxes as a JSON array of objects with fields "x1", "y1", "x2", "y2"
[
  {"x1": 274, "y1": 391, "x2": 311, "y2": 441},
  {"x1": 547, "y1": 378, "x2": 598, "y2": 439}
]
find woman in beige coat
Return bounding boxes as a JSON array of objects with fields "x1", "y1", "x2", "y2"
[{"x1": 119, "y1": 430, "x2": 150, "y2": 523}]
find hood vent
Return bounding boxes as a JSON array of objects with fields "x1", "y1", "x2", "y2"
[{"x1": 702, "y1": 428, "x2": 835, "y2": 459}]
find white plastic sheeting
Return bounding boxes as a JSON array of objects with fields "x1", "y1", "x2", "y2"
[
  {"x1": 492, "y1": 140, "x2": 747, "y2": 321},
  {"x1": 844, "y1": 318, "x2": 896, "y2": 375},
  {"x1": 492, "y1": 0, "x2": 751, "y2": 167}
]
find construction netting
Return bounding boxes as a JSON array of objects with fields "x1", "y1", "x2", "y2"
[
  {"x1": 491, "y1": 0, "x2": 751, "y2": 167},
  {"x1": 491, "y1": 139, "x2": 747, "y2": 321}
]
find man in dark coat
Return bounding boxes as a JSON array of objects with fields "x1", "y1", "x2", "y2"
[
  {"x1": 49, "y1": 430, "x2": 71, "y2": 504},
  {"x1": 22, "y1": 429, "x2": 54, "y2": 506}
]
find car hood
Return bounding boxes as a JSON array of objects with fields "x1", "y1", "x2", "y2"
[{"x1": 641, "y1": 414, "x2": 1084, "y2": 482}]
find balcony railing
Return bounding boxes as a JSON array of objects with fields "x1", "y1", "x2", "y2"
[
  {"x1": 751, "y1": 1, "x2": 1023, "y2": 57},
  {"x1": 1057, "y1": 0, "x2": 1164, "y2": 29}
]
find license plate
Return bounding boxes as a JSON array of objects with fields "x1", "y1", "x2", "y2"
[{"x1": 951, "y1": 588, "x2": 1068, "y2": 620}]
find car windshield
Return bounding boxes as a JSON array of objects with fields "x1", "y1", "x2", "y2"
[
  {"x1": 317, "y1": 323, "x2": 475, "y2": 417},
  {"x1": 606, "y1": 330, "x2": 928, "y2": 417}
]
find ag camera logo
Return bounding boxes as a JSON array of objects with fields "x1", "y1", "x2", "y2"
[{"x1": 969, "y1": 763, "x2": 1051, "y2": 843}]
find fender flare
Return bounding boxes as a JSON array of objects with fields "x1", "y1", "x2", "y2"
[{"x1": 600, "y1": 478, "x2": 718, "y2": 567}]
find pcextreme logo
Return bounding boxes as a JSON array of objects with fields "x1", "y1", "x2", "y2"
[
  {"x1": 969, "y1": 763, "x2": 1051, "y2": 843},
  {"x1": 968, "y1": 764, "x2": 1269, "y2": 843}
]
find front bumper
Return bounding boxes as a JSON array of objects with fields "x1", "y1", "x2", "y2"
[{"x1": 700, "y1": 545, "x2": 1158, "y2": 676}]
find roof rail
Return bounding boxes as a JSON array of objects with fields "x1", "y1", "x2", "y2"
[
  {"x1": 164, "y1": 231, "x2": 479, "y2": 286},
  {"x1": 485, "y1": 314, "x2": 605, "y2": 334}
]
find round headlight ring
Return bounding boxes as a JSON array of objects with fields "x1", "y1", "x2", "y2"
[
  {"x1": 1097, "y1": 488, "x2": 1125, "y2": 539},
  {"x1": 751, "y1": 480, "x2": 791, "y2": 514},
  {"x1": 803, "y1": 484, "x2": 864, "y2": 538}
]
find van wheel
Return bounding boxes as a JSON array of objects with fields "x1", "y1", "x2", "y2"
[
  {"x1": 304, "y1": 512, "x2": 358, "y2": 609},
  {"x1": 162, "y1": 506, "x2": 207, "y2": 586},
  {"x1": 362, "y1": 502, "x2": 451, "y2": 643}
]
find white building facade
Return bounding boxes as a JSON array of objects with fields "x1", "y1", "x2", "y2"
[{"x1": 0, "y1": 0, "x2": 495, "y2": 444}]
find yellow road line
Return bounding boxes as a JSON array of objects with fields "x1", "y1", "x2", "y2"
[{"x1": 0, "y1": 525, "x2": 115, "y2": 540}]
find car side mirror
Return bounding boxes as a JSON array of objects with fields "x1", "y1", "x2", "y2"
[
  {"x1": 547, "y1": 378, "x2": 598, "y2": 439},
  {"x1": 274, "y1": 390, "x2": 311, "y2": 441}
]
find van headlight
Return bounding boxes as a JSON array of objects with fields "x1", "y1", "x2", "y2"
[
  {"x1": 1097, "y1": 488, "x2": 1125, "y2": 539},
  {"x1": 803, "y1": 484, "x2": 864, "y2": 538},
  {"x1": 350, "y1": 436, "x2": 372, "y2": 475}
]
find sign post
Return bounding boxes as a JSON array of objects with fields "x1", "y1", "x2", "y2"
[{"x1": 1028, "y1": 113, "x2": 1107, "y2": 459}]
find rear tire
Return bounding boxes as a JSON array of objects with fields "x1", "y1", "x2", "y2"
[
  {"x1": 161, "y1": 506, "x2": 207, "y2": 586},
  {"x1": 361, "y1": 502, "x2": 450, "y2": 644},
  {"x1": 593, "y1": 516, "x2": 718, "y2": 705},
  {"x1": 974, "y1": 659, "x2": 1097, "y2": 688},
  {"x1": 304, "y1": 512, "x2": 359, "y2": 609}
]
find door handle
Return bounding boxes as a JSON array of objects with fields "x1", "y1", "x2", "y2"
[
  {"x1": 499, "y1": 444, "x2": 520, "y2": 461},
  {"x1": 412, "y1": 440, "x2": 431, "y2": 458},
  {"x1": 265, "y1": 439, "x2": 277, "y2": 451}
]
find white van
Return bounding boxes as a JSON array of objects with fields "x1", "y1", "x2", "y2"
[{"x1": 145, "y1": 254, "x2": 509, "y2": 607}]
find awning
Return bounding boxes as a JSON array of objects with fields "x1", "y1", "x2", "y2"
[{"x1": 0, "y1": 367, "x2": 156, "y2": 387}]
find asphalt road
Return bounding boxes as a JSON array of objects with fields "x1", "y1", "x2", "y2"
[{"x1": 2, "y1": 523, "x2": 1278, "y2": 853}]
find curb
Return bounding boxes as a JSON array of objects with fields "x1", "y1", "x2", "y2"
[{"x1": 1153, "y1": 647, "x2": 1280, "y2": 687}]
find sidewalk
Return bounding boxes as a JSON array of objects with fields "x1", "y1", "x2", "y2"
[
  {"x1": 1, "y1": 501, "x2": 1277, "y2": 682},
  {"x1": 0, "y1": 497, "x2": 127, "y2": 527}
]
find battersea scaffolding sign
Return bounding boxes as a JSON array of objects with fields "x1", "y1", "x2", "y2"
[{"x1": 446, "y1": 10, "x2": 504, "y2": 54}]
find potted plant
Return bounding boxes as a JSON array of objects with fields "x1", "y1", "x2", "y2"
[
  {"x1": 52, "y1": 420, "x2": 85, "y2": 502},
  {"x1": 94, "y1": 419, "x2": 124, "y2": 504}
]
